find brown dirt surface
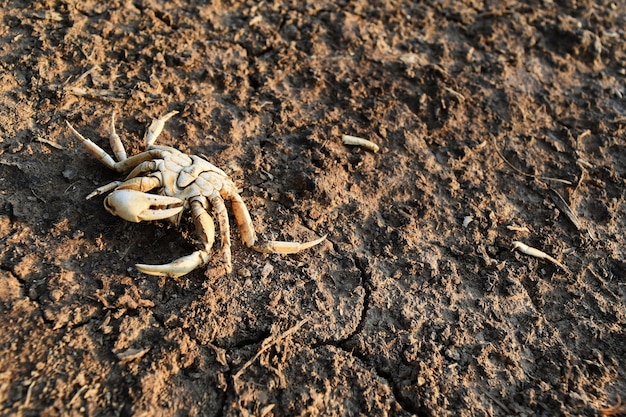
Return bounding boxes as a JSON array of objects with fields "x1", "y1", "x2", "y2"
[{"x1": 1, "y1": 1, "x2": 625, "y2": 416}]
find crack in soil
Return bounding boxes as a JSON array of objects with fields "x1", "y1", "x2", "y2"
[
  {"x1": 320, "y1": 253, "x2": 429, "y2": 416},
  {"x1": 347, "y1": 253, "x2": 372, "y2": 341}
]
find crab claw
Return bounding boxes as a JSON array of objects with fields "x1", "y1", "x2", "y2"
[
  {"x1": 104, "y1": 189, "x2": 184, "y2": 222},
  {"x1": 135, "y1": 250, "x2": 210, "y2": 278}
]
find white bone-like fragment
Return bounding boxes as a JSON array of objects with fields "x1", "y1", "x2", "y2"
[
  {"x1": 116, "y1": 347, "x2": 150, "y2": 362},
  {"x1": 462, "y1": 215, "x2": 473, "y2": 228},
  {"x1": 342, "y1": 135, "x2": 380, "y2": 152},
  {"x1": 512, "y1": 241, "x2": 569, "y2": 272}
]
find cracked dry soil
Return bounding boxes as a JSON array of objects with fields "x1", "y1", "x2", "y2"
[{"x1": 1, "y1": 1, "x2": 625, "y2": 416}]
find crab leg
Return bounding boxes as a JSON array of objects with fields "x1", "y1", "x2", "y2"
[
  {"x1": 109, "y1": 113, "x2": 127, "y2": 161},
  {"x1": 114, "y1": 176, "x2": 162, "y2": 192},
  {"x1": 229, "y1": 193, "x2": 327, "y2": 255},
  {"x1": 66, "y1": 121, "x2": 119, "y2": 170},
  {"x1": 230, "y1": 193, "x2": 256, "y2": 246},
  {"x1": 135, "y1": 199, "x2": 215, "y2": 278},
  {"x1": 144, "y1": 111, "x2": 179, "y2": 146},
  {"x1": 66, "y1": 120, "x2": 165, "y2": 173},
  {"x1": 209, "y1": 190, "x2": 233, "y2": 272},
  {"x1": 86, "y1": 181, "x2": 123, "y2": 199},
  {"x1": 136, "y1": 250, "x2": 211, "y2": 278},
  {"x1": 251, "y1": 235, "x2": 328, "y2": 254},
  {"x1": 191, "y1": 197, "x2": 216, "y2": 251}
]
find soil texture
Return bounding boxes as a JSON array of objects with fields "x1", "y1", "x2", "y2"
[{"x1": 1, "y1": 1, "x2": 625, "y2": 416}]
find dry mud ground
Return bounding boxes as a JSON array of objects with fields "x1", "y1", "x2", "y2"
[{"x1": 1, "y1": 1, "x2": 625, "y2": 416}]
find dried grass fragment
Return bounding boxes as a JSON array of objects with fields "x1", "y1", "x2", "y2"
[{"x1": 342, "y1": 135, "x2": 380, "y2": 152}]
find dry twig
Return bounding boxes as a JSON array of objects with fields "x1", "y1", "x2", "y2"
[
  {"x1": 233, "y1": 319, "x2": 308, "y2": 381},
  {"x1": 548, "y1": 188, "x2": 582, "y2": 231},
  {"x1": 48, "y1": 65, "x2": 129, "y2": 102},
  {"x1": 490, "y1": 135, "x2": 572, "y2": 185},
  {"x1": 35, "y1": 137, "x2": 65, "y2": 150},
  {"x1": 548, "y1": 188, "x2": 595, "y2": 240}
]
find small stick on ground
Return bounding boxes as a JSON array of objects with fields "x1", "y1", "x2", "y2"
[
  {"x1": 48, "y1": 65, "x2": 141, "y2": 103},
  {"x1": 548, "y1": 188, "x2": 595, "y2": 241},
  {"x1": 490, "y1": 135, "x2": 572, "y2": 185},
  {"x1": 483, "y1": 391, "x2": 513, "y2": 415},
  {"x1": 548, "y1": 188, "x2": 583, "y2": 231},
  {"x1": 63, "y1": 86, "x2": 127, "y2": 102},
  {"x1": 443, "y1": 86, "x2": 466, "y2": 102},
  {"x1": 506, "y1": 225, "x2": 531, "y2": 233},
  {"x1": 233, "y1": 319, "x2": 308, "y2": 381},
  {"x1": 36, "y1": 137, "x2": 65, "y2": 150}
]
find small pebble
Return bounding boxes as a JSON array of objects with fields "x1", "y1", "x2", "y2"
[
  {"x1": 237, "y1": 267, "x2": 252, "y2": 278},
  {"x1": 63, "y1": 165, "x2": 78, "y2": 180}
]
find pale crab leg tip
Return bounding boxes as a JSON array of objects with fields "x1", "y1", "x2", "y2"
[
  {"x1": 86, "y1": 181, "x2": 122, "y2": 200},
  {"x1": 161, "y1": 110, "x2": 179, "y2": 120},
  {"x1": 144, "y1": 111, "x2": 180, "y2": 146},
  {"x1": 65, "y1": 120, "x2": 80, "y2": 134},
  {"x1": 109, "y1": 113, "x2": 127, "y2": 161},
  {"x1": 295, "y1": 234, "x2": 328, "y2": 252},
  {"x1": 135, "y1": 250, "x2": 210, "y2": 278},
  {"x1": 252, "y1": 234, "x2": 327, "y2": 254},
  {"x1": 135, "y1": 263, "x2": 186, "y2": 278}
]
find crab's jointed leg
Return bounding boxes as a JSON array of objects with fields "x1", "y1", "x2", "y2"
[
  {"x1": 87, "y1": 175, "x2": 160, "y2": 200},
  {"x1": 66, "y1": 120, "x2": 120, "y2": 170},
  {"x1": 136, "y1": 250, "x2": 211, "y2": 278},
  {"x1": 229, "y1": 193, "x2": 327, "y2": 255},
  {"x1": 230, "y1": 193, "x2": 256, "y2": 246},
  {"x1": 109, "y1": 113, "x2": 127, "y2": 161},
  {"x1": 251, "y1": 235, "x2": 328, "y2": 254},
  {"x1": 191, "y1": 197, "x2": 216, "y2": 251},
  {"x1": 135, "y1": 199, "x2": 215, "y2": 278},
  {"x1": 66, "y1": 120, "x2": 165, "y2": 173},
  {"x1": 209, "y1": 190, "x2": 233, "y2": 273},
  {"x1": 86, "y1": 181, "x2": 124, "y2": 200},
  {"x1": 144, "y1": 111, "x2": 179, "y2": 146}
]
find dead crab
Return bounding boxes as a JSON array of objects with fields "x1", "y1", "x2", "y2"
[{"x1": 66, "y1": 111, "x2": 326, "y2": 277}]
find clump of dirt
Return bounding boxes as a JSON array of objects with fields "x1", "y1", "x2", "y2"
[{"x1": 1, "y1": 1, "x2": 624, "y2": 416}]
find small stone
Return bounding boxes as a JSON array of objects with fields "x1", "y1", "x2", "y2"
[
  {"x1": 237, "y1": 267, "x2": 252, "y2": 278},
  {"x1": 260, "y1": 262, "x2": 274, "y2": 280},
  {"x1": 62, "y1": 165, "x2": 78, "y2": 180}
]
